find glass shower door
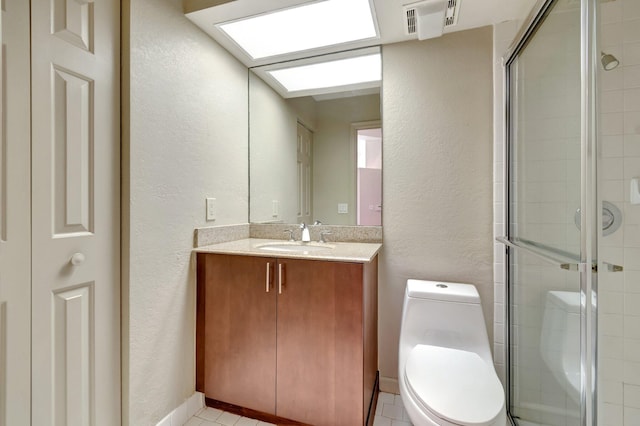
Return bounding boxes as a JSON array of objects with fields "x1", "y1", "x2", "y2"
[{"x1": 504, "y1": 0, "x2": 584, "y2": 424}]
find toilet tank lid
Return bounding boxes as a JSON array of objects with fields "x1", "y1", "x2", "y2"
[{"x1": 407, "y1": 279, "x2": 480, "y2": 304}]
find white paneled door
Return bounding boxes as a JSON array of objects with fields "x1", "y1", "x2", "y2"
[
  {"x1": 31, "y1": 0, "x2": 121, "y2": 425},
  {"x1": 0, "y1": 0, "x2": 32, "y2": 425}
]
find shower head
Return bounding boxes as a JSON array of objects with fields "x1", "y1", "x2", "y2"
[{"x1": 601, "y1": 51, "x2": 620, "y2": 71}]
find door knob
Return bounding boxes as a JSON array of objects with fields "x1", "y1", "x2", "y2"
[{"x1": 70, "y1": 252, "x2": 85, "y2": 266}]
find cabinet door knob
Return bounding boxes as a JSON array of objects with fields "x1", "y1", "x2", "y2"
[{"x1": 70, "y1": 252, "x2": 85, "y2": 266}]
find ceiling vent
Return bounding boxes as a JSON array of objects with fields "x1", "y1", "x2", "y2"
[
  {"x1": 444, "y1": 0, "x2": 461, "y2": 27},
  {"x1": 405, "y1": 8, "x2": 417, "y2": 35},
  {"x1": 403, "y1": 0, "x2": 461, "y2": 37}
]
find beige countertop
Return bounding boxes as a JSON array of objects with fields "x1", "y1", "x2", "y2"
[{"x1": 194, "y1": 238, "x2": 381, "y2": 263}]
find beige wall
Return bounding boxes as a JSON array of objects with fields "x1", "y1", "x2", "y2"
[
  {"x1": 379, "y1": 26, "x2": 494, "y2": 389},
  {"x1": 123, "y1": 0, "x2": 249, "y2": 424}
]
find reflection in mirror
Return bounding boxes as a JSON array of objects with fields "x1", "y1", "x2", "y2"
[{"x1": 249, "y1": 49, "x2": 382, "y2": 226}]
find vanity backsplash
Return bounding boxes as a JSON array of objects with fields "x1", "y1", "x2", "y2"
[{"x1": 195, "y1": 223, "x2": 382, "y2": 248}]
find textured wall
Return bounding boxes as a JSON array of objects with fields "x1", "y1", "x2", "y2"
[
  {"x1": 124, "y1": 0, "x2": 249, "y2": 424},
  {"x1": 379, "y1": 27, "x2": 494, "y2": 388}
]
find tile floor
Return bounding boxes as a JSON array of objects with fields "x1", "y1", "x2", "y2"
[
  {"x1": 184, "y1": 407, "x2": 275, "y2": 426},
  {"x1": 372, "y1": 392, "x2": 413, "y2": 426},
  {"x1": 183, "y1": 392, "x2": 413, "y2": 426}
]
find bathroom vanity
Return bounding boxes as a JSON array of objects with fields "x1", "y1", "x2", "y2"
[{"x1": 195, "y1": 239, "x2": 380, "y2": 426}]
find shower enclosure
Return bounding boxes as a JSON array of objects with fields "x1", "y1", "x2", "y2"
[{"x1": 501, "y1": 0, "x2": 639, "y2": 424}]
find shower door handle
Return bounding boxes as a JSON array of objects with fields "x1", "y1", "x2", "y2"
[
  {"x1": 592, "y1": 262, "x2": 624, "y2": 273},
  {"x1": 497, "y1": 237, "x2": 580, "y2": 271}
]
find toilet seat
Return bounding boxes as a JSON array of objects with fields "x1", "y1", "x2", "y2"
[{"x1": 404, "y1": 345, "x2": 504, "y2": 426}]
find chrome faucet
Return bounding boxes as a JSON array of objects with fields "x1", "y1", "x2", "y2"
[
  {"x1": 283, "y1": 229, "x2": 294, "y2": 241},
  {"x1": 300, "y1": 223, "x2": 311, "y2": 242}
]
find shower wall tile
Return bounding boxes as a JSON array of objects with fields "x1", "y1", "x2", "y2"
[
  {"x1": 601, "y1": 403, "x2": 624, "y2": 426},
  {"x1": 603, "y1": 158, "x2": 625, "y2": 180},
  {"x1": 600, "y1": 4, "x2": 640, "y2": 421},
  {"x1": 602, "y1": 179, "x2": 625, "y2": 201},
  {"x1": 624, "y1": 64, "x2": 640, "y2": 88},
  {"x1": 624, "y1": 407, "x2": 640, "y2": 426},
  {"x1": 625, "y1": 384, "x2": 640, "y2": 408},
  {"x1": 602, "y1": 0, "x2": 623, "y2": 25},
  {"x1": 603, "y1": 379, "x2": 624, "y2": 404},
  {"x1": 603, "y1": 356, "x2": 626, "y2": 382},
  {"x1": 624, "y1": 361, "x2": 640, "y2": 385},
  {"x1": 602, "y1": 90, "x2": 625, "y2": 113},
  {"x1": 602, "y1": 112, "x2": 625, "y2": 135},
  {"x1": 603, "y1": 335, "x2": 625, "y2": 358},
  {"x1": 602, "y1": 67, "x2": 625, "y2": 91},
  {"x1": 626, "y1": 161, "x2": 640, "y2": 184},
  {"x1": 601, "y1": 313, "x2": 624, "y2": 337},
  {"x1": 601, "y1": 290, "x2": 625, "y2": 314},
  {"x1": 625, "y1": 338, "x2": 640, "y2": 361},
  {"x1": 624, "y1": 248, "x2": 640, "y2": 271},
  {"x1": 623, "y1": 0, "x2": 640, "y2": 20},
  {"x1": 625, "y1": 315, "x2": 640, "y2": 340},
  {"x1": 603, "y1": 22, "x2": 624, "y2": 47},
  {"x1": 625, "y1": 204, "x2": 640, "y2": 225},
  {"x1": 625, "y1": 135, "x2": 640, "y2": 156},
  {"x1": 625, "y1": 87, "x2": 640, "y2": 111},
  {"x1": 625, "y1": 294, "x2": 640, "y2": 316},
  {"x1": 624, "y1": 42, "x2": 640, "y2": 67},
  {"x1": 623, "y1": 112, "x2": 640, "y2": 134},
  {"x1": 623, "y1": 19, "x2": 640, "y2": 43},
  {"x1": 626, "y1": 271, "x2": 640, "y2": 292}
]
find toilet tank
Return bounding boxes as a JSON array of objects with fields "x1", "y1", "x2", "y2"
[
  {"x1": 540, "y1": 291, "x2": 581, "y2": 403},
  {"x1": 399, "y1": 280, "x2": 493, "y2": 366}
]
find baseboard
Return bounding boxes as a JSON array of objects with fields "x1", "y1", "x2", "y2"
[
  {"x1": 379, "y1": 376, "x2": 399, "y2": 394},
  {"x1": 156, "y1": 392, "x2": 204, "y2": 426}
]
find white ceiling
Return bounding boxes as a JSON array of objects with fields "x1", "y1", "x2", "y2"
[{"x1": 186, "y1": 0, "x2": 537, "y2": 67}]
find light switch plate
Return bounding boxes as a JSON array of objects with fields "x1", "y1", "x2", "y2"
[
  {"x1": 338, "y1": 203, "x2": 348, "y2": 214},
  {"x1": 206, "y1": 198, "x2": 216, "y2": 221}
]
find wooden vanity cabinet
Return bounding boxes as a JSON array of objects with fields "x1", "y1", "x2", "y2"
[
  {"x1": 196, "y1": 254, "x2": 277, "y2": 414},
  {"x1": 196, "y1": 253, "x2": 379, "y2": 426}
]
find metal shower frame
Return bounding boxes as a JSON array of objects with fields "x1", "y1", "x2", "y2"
[{"x1": 500, "y1": 0, "x2": 599, "y2": 424}]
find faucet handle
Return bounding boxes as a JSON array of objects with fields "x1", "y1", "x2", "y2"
[
  {"x1": 284, "y1": 229, "x2": 294, "y2": 241},
  {"x1": 319, "y1": 231, "x2": 332, "y2": 243},
  {"x1": 300, "y1": 223, "x2": 307, "y2": 229}
]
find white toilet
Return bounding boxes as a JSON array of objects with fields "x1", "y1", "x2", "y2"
[{"x1": 398, "y1": 279, "x2": 506, "y2": 426}]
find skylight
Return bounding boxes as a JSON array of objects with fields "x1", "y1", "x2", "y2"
[
  {"x1": 217, "y1": 0, "x2": 378, "y2": 60},
  {"x1": 267, "y1": 53, "x2": 381, "y2": 94}
]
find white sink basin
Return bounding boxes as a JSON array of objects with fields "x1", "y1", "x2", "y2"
[{"x1": 255, "y1": 242, "x2": 335, "y2": 253}]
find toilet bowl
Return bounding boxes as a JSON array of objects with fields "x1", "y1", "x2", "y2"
[{"x1": 398, "y1": 279, "x2": 506, "y2": 426}]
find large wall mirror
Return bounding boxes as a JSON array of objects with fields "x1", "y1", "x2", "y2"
[{"x1": 249, "y1": 47, "x2": 382, "y2": 226}]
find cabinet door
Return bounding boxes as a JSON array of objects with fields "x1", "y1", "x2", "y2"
[
  {"x1": 197, "y1": 254, "x2": 277, "y2": 414},
  {"x1": 276, "y1": 258, "x2": 364, "y2": 426}
]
